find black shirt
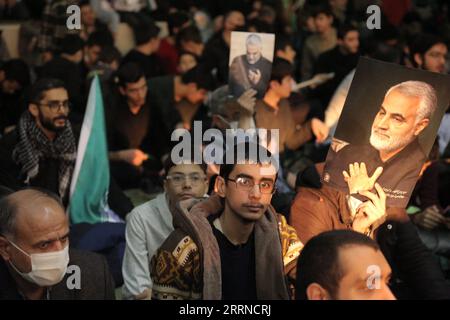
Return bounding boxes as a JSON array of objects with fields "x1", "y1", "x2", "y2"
[
  {"x1": 201, "y1": 33, "x2": 230, "y2": 85},
  {"x1": 115, "y1": 102, "x2": 150, "y2": 150},
  {"x1": 312, "y1": 45, "x2": 359, "y2": 107},
  {"x1": 323, "y1": 139, "x2": 427, "y2": 208},
  {"x1": 208, "y1": 215, "x2": 257, "y2": 300}
]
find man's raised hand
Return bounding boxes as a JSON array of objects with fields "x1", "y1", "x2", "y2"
[
  {"x1": 352, "y1": 183, "x2": 387, "y2": 234},
  {"x1": 343, "y1": 162, "x2": 383, "y2": 194}
]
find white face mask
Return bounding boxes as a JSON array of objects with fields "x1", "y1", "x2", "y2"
[{"x1": 8, "y1": 240, "x2": 69, "y2": 287}]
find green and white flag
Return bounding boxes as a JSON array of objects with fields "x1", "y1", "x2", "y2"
[{"x1": 69, "y1": 76, "x2": 122, "y2": 224}]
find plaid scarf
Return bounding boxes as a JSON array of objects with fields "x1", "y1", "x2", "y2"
[{"x1": 13, "y1": 111, "x2": 77, "y2": 203}]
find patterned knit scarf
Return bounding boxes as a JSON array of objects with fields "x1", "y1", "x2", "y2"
[{"x1": 12, "y1": 111, "x2": 77, "y2": 202}]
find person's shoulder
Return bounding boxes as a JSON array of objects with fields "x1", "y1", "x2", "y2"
[
  {"x1": 126, "y1": 195, "x2": 167, "y2": 222},
  {"x1": 231, "y1": 54, "x2": 245, "y2": 63},
  {"x1": 52, "y1": 249, "x2": 115, "y2": 299},
  {"x1": 278, "y1": 99, "x2": 292, "y2": 111},
  {"x1": 293, "y1": 186, "x2": 325, "y2": 204},
  {"x1": 147, "y1": 75, "x2": 174, "y2": 92},
  {"x1": 305, "y1": 34, "x2": 319, "y2": 46},
  {"x1": 261, "y1": 56, "x2": 272, "y2": 66},
  {"x1": 0, "y1": 129, "x2": 19, "y2": 150},
  {"x1": 123, "y1": 49, "x2": 141, "y2": 60},
  {"x1": 408, "y1": 139, "x2": 427, "y2": 160},
  {"x1": 334, "y1": 141, "x2": 372, "y2": 155},
  {"x1": 317, "y1": 45, "x2": 339, "y2": 61},
  {"x1": 68, "y1": 249, "x2": 108, "y2": 269}
]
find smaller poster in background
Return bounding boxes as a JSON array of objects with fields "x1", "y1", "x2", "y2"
[{"x1": 228, "y1": 31, "x2": 275, "y2": 99}]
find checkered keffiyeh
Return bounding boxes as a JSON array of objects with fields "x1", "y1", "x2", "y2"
[{"x1": 12, "y1": 111, "x2": 77, "y2": 203}]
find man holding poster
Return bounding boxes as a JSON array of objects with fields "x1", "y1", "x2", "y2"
[{"x1": 324, "y1": 80, "x2": 437, "y2": 208}]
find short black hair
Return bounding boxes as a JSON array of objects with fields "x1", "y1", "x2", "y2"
[
  {"x1": 311, "y1": 4, "x2": 333, "y2": 18},
  {"x1": 79, "y1": 0, "x2": 90, "y2": 7},
  {"x1": 275, "y1": 34, "x2": 293, "y2": 53},
  {"x1": 364, "y1": 40, "x2": 401, "y2": 64},
  {"x1": 86, "y1": 30, "x2": 114, "y2": 48},
  {"x1": 115, "y1": 62, "x2": 145, "y2": 87},
  {"x1": 98, "y1": 45, "x2": 122, "y2": 64},
  {"x1": 409, "y1": 34, "x2": 447, "y2": 68},
  {"x1": 29, "y1": 78, "x2": 66, "y2": 104},
  {"x1": 179, "y1": 50, "x2": 198, "y2": 61},
  {"x1": 60, "y1": 34, "x2": 85, "y2": 55},
  {"x1": 176, "y1": 25, "x2": 203, "y2": 49},
  {"x1": 1, "y1": 59, "x2": 31, "y2": 88},
  {"x1": 168, "y1": 11, "x2": 191, "y2": 36},
  {"x1": 295, "y1": 230, "x2": 380, "y2": 300},
  {"x1": 163, "y1": 154, "x2": 207, "y2": 177},
  {"x1": 134, "y1": 20, "x2": 160, "y2": 45},
  {"x1": 337, "y1": 24, "x2": 358, "y2": 40},
  {"x1": 219, "y1": 141, "x2": 277, "y2": 181},
  {"x1": 270, "y1": 58, "x2": 294, "y2": 83},
  {"x1": 247, "y1": 18, "x2": 274, "y2": 33},
  {"x1": 181, "y1": 65, "x2": 215, "y2": 91}
]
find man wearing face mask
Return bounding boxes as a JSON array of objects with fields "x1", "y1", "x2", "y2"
[
  {"x1": 0, "y1": 188, "x2": 115, "y2": 300},
  {"x1": 0, "y1": 78, "x2": 133, "y2": 287}
]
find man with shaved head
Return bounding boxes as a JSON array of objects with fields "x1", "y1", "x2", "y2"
[{"x1": 0, "y1": 188, "x2": 115, "y2": 299}]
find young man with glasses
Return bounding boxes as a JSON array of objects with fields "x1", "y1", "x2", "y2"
[
  {"x1": 0, "y1": 77, "x2": 133, "y2": 213},
  {"x1": 150, "y1": 142, "x2": 302, "y2": 300},
  {"x1": 122, "y1": 157, "x2": 209, "y2": 300},
  {"x1": 0, "y1": 77, "x2": 134, "y2": 287},
  {"x1": 0, "y1": 78, "x2": 76, "y2": 206}
]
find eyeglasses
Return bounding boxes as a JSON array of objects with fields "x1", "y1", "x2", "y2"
[
  {"x1": 38, "y1": 100, "x2": 71, "y2": 112},
  {"x1": 427, "y1": 51, "x2": 449, "y2": 60},
  {"x1": 166, "y1": 173, "x2": 207, "y2": 186},
  {"x1": 227, "y1": 176, "x2": 275, "y2": 194}
]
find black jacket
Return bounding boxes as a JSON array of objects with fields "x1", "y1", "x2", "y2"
[
  {"x1": 376, "y1": 220, "x2": 450, "y2": 299},
  {"x1": 0, "y1": 249, "x2": 115, "y2": 300}
]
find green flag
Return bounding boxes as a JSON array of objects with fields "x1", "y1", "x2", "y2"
[{"x1": 69, "y1": 76, "x2": 122, "y2": 224}]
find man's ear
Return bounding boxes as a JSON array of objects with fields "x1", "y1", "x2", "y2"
[
  {"x1": 215, "y1": 176, "x2": 226, "y2": 198},
  {"x1": 306, "y1": 283, "x2": 332, "y2": 300},
  {"x1": 0, "y1": 70, "x2": 5, "y2": 82},
  {"x1": 269, "y1": 80, "x2": 278, "y2": 91},
  {"x1": 414, "y1": 118, "x2": 430, "y2": 136},
  {"x1": 28, "y1": 103, "x2": 39, "y2": 117},
  {"x1": 163, "y1": 179, "x2": 168, "y2": 193},
  {"x1": 414, "y1": 53, "x2": 423, "y2": 68},
  {"x1": 202, "y1": 176, "x2": 209, "y2": 194},
  {"x1": 328, "y1": 15, "x2": 334, "y2": 25},
  {"x1": 0, "y1": 236, "x2": 12, "y2": 261},
  {"x1": 119, "y1": 86, "x2": 126, "y2": 96}
]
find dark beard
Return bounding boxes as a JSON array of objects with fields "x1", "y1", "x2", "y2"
[{"x1": 39, "y1": 112, "x2": 67, "y2": 133}]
